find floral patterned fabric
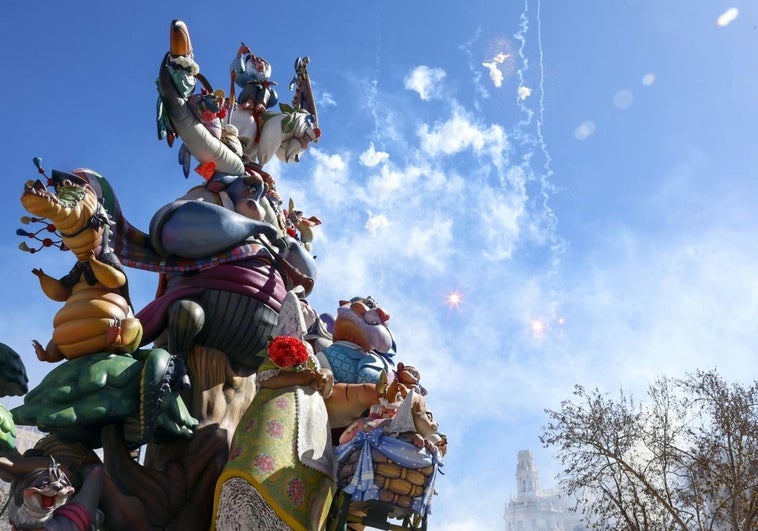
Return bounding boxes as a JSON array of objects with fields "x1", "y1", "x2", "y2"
[{"x1": 212, "y1": 357, "x2": 335, "y2": 531}]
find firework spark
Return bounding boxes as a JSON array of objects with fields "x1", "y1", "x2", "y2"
[
  {"x1": 446, "y1": 291, "x2": 463, "y2": 309},
  {"x1": 530, "y1": 318, "x2": 545, "y2": 338}
]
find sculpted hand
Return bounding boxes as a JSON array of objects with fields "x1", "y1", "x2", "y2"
[
  {"x1": 308, "y1": 370, "x2": 323, "y2": 391},
  {"x1": 314, "y1": 369, "x2": 334, "y2": 399},
  {"x1": 32, "y1": 339, "x2": 46, "y2": 360}
]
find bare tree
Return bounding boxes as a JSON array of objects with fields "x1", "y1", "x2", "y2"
[{"x1": 540, "y1": 370, "x2": 758, "y2": 530}]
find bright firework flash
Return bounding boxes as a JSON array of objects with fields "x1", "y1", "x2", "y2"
[
  {"x1": 530, "y1": 315, "x2": 566, "y2": 338},
  {"x1": 530, "y1": 318, "x2": 545, "y2": 338},
  {"x1": 485, "y1": 36, "x2": 516, "y2": 84},
  {"x1": 445, "y1": 290, "x2": 464, "y2": 310}
]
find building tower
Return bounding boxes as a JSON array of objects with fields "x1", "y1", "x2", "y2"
[
  {"x1": 516, "y1": 449, "x2": 541, "y2": 496},
  {"x1": 504, "y1": 450, "x2": 585, "y2": 531}
]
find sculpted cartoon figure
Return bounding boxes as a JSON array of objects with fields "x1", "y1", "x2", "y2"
[
  {"x1": 338, "y1": 388, "x2": 443, "y2": 454},
  {"x1": 286, "y1": 197, "x2": 321, "y2": 252},
  {"x1": 385, "y1": 362, "x2": 427, "y2": 402},
  {"x1": 391, "y1": 390, "x2": 440, "y2": 452},
  {"x1": 225, "y1": 42, "x2": 320, "y2": 166},
  {"x1": 20, "y1": 170, "x2": 142, "y2": 362},
  {"x1": 333, "y1": 388, "x2": 445, "y2": 524},
  {"x1": 231, "y1": 44, "x2": 278, "y2": 118},
  {"x1": 0, "y1": 434, "x2": 153, "y2": 531},
  {"x1": 213, "y1": 292, "x2": 336, "y2": 531},
  {"x1": 323, "y1": 296, "x2": 395, "y2": 385},
  {"x1": 7, "y1": 17, "x2": 447, "y2": 531},
  {"x1": 0, "y1": 456, "x2": 104, "y2": 531},
  {"x1": 126, "y1": 21, "x2": 319, "y2": 446}
]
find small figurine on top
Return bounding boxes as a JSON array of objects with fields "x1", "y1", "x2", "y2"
[{"x1": 231, "y1": 44, "x2": 278, "y2": 118}]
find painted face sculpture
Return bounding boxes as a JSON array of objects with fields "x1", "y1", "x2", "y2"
[
  {"x1": 243, "y1": 54, "x2": 272, "y2": 83},
  {"x1": 8, "y1": 458, "x2": 74, "y2": 529},
  {"x1": 332, "y1": 297, "x2": 393, "y2": 352},
  {"x1": 324, "y1": 297, "x2": 394, "y2": 385}
]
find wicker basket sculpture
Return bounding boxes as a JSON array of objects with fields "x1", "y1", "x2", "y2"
[{"x1": 338, "y1": 446, "x2": 435, "y2": 509}]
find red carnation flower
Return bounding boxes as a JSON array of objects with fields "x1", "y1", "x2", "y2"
[{"x1": 267, "y1": 336, "x2": 309, "y2": 368}]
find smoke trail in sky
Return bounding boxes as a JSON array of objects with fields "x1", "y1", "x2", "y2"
[
  {"x1": 512, "y1": 0, "x2": 565, "y2": 274},
  {"x1": 460, "y1": 28, "x2": 489, "y2": 109},
  {"x1": 368, "y1": 2, "x2": 392, "y2": 154}
]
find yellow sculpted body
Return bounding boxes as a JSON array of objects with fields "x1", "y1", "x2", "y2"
[{"x1": 21, "y1": 175, "x2": 143, "y2": 361}]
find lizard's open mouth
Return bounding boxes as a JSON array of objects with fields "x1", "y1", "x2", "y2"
[{"x1": 23, "y1": 179, "x2": 85, "y2": 208}]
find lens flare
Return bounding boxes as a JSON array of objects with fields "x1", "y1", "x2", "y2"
[{"x1": 446, "y1": 291, "x2": 463, "y2": 309}]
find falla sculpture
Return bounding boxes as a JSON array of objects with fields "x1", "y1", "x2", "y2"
[{"x1": 4, "y1": 19, "x2": 445, "y2": 531}]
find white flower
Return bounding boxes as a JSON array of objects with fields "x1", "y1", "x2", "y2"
[{"x1": 170, "y1": 55, "x2": 200, "y2": 75}]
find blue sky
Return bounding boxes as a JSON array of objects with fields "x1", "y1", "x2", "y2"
[{"x1": 1, "y1": 1, "x2": 756, "y2": 529}]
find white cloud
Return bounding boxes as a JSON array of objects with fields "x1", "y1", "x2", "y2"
[
  {"x1": 518, "y1": 86, "x2": 532, "y2": 100},
  {"x1": 563, "y1": 224, "x2": 758, "y2": 391},
  {"x1": 308, "y1": 148, "x2": 354, "y2": 207},
  {"x1": 317, "y1": 90, "x2": 337, "y2": 107},
  {"x1": 478, "y1": 175, "x2": 527, "y2": 261},
  {"x1": 288, "y1": 91, "x2": 567, "y2": 531},
  {"x1": 366, "y1": 163, "x2": 425, "y2": 203},
  {"x1": 405, "y1": 217, "x2": 453, "y2": 271},
  {"x1": 310, "y1": 148, "x2": 346, "y2": 172},
  {"x1": 306, "y1": 237, "x2": 377, "y2": 300},
  {"x1": 358, "y1": 142, "x2": 389, "y2": 167},
  {"x1": 717, "y1": 7, "x2": 739, "y2": 27},
  {"x1": 417, "y1": 106, "x2": 508, "y2": 161},
  {"x1": 403, "y1": 65, "x2": 447, "y2": 101},
  {"x1": 365, "y1": 212, "x2": 389, "y2": 234}
]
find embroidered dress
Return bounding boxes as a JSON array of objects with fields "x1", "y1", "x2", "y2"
[{"x1": 213, "y1": 355, "x2": 335, "y2": 531}]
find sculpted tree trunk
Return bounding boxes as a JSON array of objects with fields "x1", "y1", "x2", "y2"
[
  {"x1": 177, "y1": 344, "x2": 257, "y2": 446},
  {"x1": 541, "y1": 370, "x2": 758, "y2": 531},
  {"x1": 102, "y1": 423, "x2": 228, "y2": 530}
]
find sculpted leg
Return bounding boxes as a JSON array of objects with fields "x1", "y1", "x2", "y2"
[{"x1": 167, "y1": 299, "x2": 205, "y2": 357}]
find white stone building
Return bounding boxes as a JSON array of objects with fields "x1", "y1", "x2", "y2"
[{"x1": 504, "y1": 450, "x2": 585, "y2": 531}]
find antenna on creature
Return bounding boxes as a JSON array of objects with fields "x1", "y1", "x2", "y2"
[
  {"x1": 17, "y1": 156, "x2": 66, "y2": 253},
  {"x1": 17, "y1": 221, "x2": 65, "y2": 254},
  {"x1": 32, "y1": 156, "x2": 54, "y2": 187}
]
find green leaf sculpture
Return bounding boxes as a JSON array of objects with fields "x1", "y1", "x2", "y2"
[
  {"x1": 11, "y1": 349, "x2": 196, "y2": 449},
  {"x1": 0, "y1": 403, "x2": 17, "y2": 455},
  {"x1": 0, "y1": 342, "x2": 29, "y2": 397}
]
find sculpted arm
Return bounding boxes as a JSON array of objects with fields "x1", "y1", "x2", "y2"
[
  {"x1": 32, "y1": 268, "x2": 72, "y2": 302},
  {"x1": 86, "y1": 252, "x2": 126, "y2": 289},
  {"x1": 259, "y1": 369, "x2": 317, "y2": 390}
]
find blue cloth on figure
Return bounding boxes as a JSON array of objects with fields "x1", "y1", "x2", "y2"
[{"x1": 323, "y1": 341, "x2": 392, "y2": 384}]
